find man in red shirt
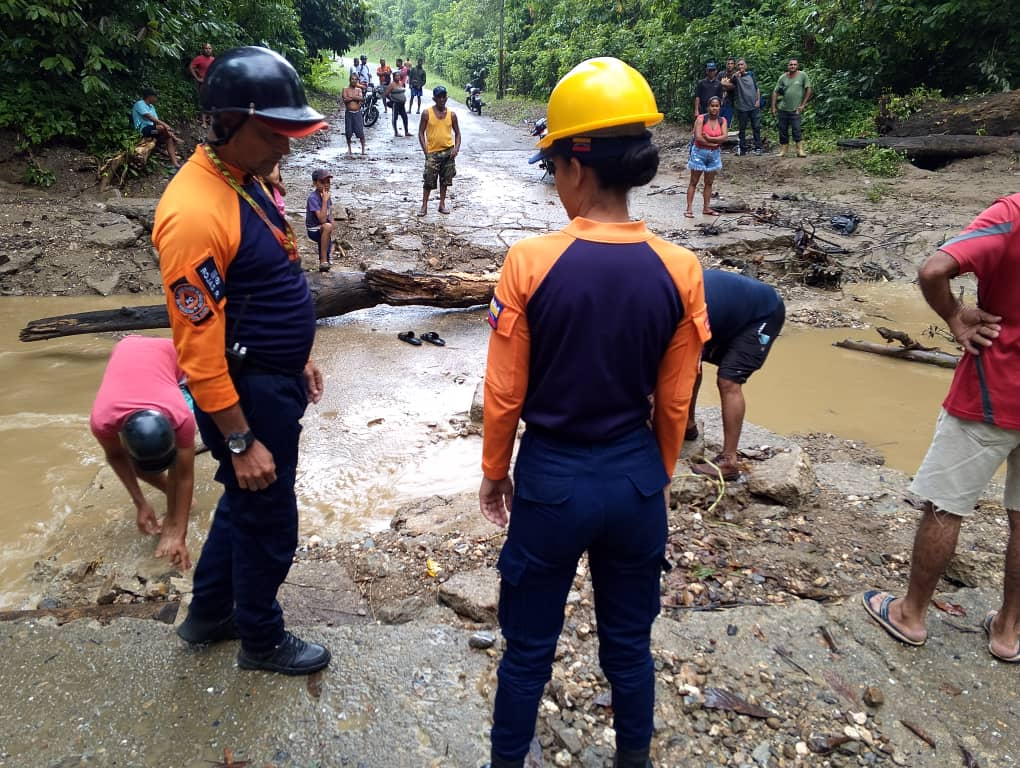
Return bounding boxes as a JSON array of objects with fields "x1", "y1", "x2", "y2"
[
  {"x1": 864, "y1": 194, "x2": 1020, "y2": 662},
  {"x1": 189, "y1": 42, "x2": 215, "y2": 128}
]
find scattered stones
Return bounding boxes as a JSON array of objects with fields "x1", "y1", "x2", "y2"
[
  {"x1": 437, "y1": 568, "x2": 499, "y2": 622},
  {"x1": 747, "y1": 444, "x2": 817, "y2": 506},
  {"x1": 376, "y1": 596, "x2": 427, "y2": 624},
  {"x1": 469, "y1": 631, "x2": 496, "y2": 650},
  {"x1": 862, "y1": 686, "x2": 884, "y2": 708}
]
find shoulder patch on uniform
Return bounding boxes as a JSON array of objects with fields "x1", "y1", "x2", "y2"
[
  {"x1": 171, "y1": 278, "x2": 212, "y2": 325},
  {"x1": 195, "y1": 257, "x2": 225, "y2": 303},
  {"x1": 487, "y1": 295, "x2": 505, "y2": 330}
]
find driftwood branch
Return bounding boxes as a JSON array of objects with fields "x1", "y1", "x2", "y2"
[
  {"x1": 20, "y1": 268, "x2": 498, "y2": 342},
  {"x1": 834, "y1": 339, "x2": 959, "y2": 368},
  {"x1": 0, "y1": 600, "x2": 178, "y2": 625}
]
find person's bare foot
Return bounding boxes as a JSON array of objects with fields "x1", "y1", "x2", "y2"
[
  {"x1": 417, "y1": 206, "x2": 427, "y2": 216},
  {"x1": 862, "y1": 590, "x2": 927, "y2": 645},
  {"x1": 438, "y1": 205, "x2": 451, "y2": 214},
  {"x1": 704, "y1": 208, "x2": 720, "y2": 215}
]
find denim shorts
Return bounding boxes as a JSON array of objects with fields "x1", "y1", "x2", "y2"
[{"x1": 688, "y1": 145, "x2": 722, "y2": 172}]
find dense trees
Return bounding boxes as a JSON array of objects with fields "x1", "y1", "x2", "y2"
[
  {"x1": 0, "y1": 0, "x2": 370, "y2": 152},
  {"x1": 372, "y1": 0, "x2": 1019, "y2": 129}
]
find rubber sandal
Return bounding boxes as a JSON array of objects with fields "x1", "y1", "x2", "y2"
[
  {"x1": 691, "y1": 454, "x2": 739, "y2": 481},
  {"x1": 397, "y1": 331, "x2": 422, "y2": 346},
  {"x1": 420, "y1": 331, "x2": 445, "y2": 346},
  {"x1": 684, "y1": 211, "x2": 695, "y2": 218},
  {"x1": 861, "y1": 590, "x2": 925, "y2": 646},
  {"x1": 983, "y1": 610, "x2": 1020, "y2": 663},
  {"x1": 318, "y1": 263, "x2": 331, "y2": 272},
  {"x1": 438, "y1": 206, "x2": 451, "y2": 215}
]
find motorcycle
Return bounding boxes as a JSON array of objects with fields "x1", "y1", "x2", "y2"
[
  {"x1": 529, "y1": 117, "x2": 553, "y2": 183},
  {"x1": 361, "y1": 83, "x2": 382, "y2": 127},
  {"x1": 465, "y1": 83, "x2": 484, "y2": 115}
]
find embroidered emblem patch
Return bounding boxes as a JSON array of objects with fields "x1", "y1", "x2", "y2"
[
  {"x1": 487, "y1": 296, "x2": 505, "y2": 330},
  {"x1": 195, "y1": 257, "x2": 225, "y2": 303},
  {"x1": 172, "y1": 279, "x2": 212, "y2": 325}
]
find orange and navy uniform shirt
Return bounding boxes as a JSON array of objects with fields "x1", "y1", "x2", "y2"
[
  {"x1": 153, "y1": 148, "x2": 316, "y2": 414},
  {"x1": 482, "y1": 217, "x2": 709, "y2": 479}
]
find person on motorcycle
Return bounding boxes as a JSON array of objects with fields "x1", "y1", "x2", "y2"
[{"x1": 342, "y1": 72, "x2": 366, "y2": 157}]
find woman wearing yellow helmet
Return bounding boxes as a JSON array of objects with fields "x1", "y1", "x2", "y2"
[{"x1": 479, "y1": 57, "x2": 710, "y2": 768}]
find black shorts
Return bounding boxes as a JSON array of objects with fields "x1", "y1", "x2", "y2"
[
  {"x1": 703, "y1": 303, "x2": 785, "y2": 383},
  {"x1": 141, "y1": 124, "x2": 159, "y2": 138}
]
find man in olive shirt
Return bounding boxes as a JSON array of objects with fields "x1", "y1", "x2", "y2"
[{"x1": 771, "y1": 58, "x2": 812, "y2": 157}]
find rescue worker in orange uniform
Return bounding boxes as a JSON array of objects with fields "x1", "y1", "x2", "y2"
[
  {"x1": 154, "y1": 47, "x2": 330, "y2": 675},
  {"x1": 479, "y1": 58, "x2": 709, "y2": 768}
]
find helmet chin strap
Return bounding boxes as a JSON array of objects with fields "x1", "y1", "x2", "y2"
[{"x1": 208, "y1": 113, "x2": 249, "y2": 147}]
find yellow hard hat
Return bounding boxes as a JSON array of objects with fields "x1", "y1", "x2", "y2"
[{"x1": 537, "y1": 57, "x2": 663, "y2": 149}]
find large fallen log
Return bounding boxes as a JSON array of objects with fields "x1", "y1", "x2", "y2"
[
  {"x1": 0, "y1": 600, "x2": 178, "y2": 625},
  {"x1": 20, "y1": 268, "x2": 499, "y2": 342},
  {"x1": 837, "y1": 134, "x2": 1020, "y2": 159},
  {"x1": 834, "y1": 339, "x2": 959, "y2": 369},
  {"x1": 882, "y1": 89, "x2": 1020, "y2": 138}
]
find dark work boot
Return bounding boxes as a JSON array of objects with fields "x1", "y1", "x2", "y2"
[
  {"x1": 176, "y1": 610, "x2": 238, "y2": 645},
  {"x1": 237, "y1": 631, "x2": 331, "y2": 675},
  {"x1": 615, "y1": 746, "x2": 653, "y2": 768}
]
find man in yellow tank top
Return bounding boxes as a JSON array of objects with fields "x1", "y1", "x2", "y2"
[{"x1": 417, "y1": 85, "x2": 461, "y2": 215}]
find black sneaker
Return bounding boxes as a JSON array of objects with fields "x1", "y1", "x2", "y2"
[
  {"x1": 176, "y1": 611, "x2": 238, "y2": 645},
  {"x1": 753, "y1": 148, "x2": 762, "y2": 156},
  {"x1": 237, "y1": 631, "x2": 331, "y2": 675}
]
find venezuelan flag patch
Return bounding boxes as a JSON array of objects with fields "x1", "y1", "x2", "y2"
[{"x1": 487, "y1": 295, "x2": 505, "y2": 330}]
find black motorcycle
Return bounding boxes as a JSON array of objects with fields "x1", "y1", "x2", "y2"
[
  {"x1": 362, "y1": 84, "x2": 382, "y2": 127},
  {"x1": 530, "y1": 117, "x2": 552, "y2": 183},
  {"x1": 465, "y1": 83, "x2": 484, "y2": 115}
]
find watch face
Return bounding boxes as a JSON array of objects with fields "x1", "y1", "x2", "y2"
[{"x1": 228, "y1": 432, "x2": 251, "y2": 453}]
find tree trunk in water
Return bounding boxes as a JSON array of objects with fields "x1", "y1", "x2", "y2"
[
  {"x1": 881, "y1": 89, "x2": 1020, "y2": 138},
  {"x1": 833, "y1": 339, "x2": 960, "y2": 369},
  {"x1": 19, "y1": 269, "x2": 498, "y2": 342},
  {"x1": 837, "y1": 134, "x2": 1020, "y2": 159},
  {"x1": 0, "y1": 601, "x2": 178, "y2": 625}
]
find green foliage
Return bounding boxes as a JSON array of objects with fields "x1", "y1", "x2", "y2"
[
  {"x1": 298, "y1": 0, "x2": 370, "y2": 59},
  {"x1": 844, "y1": 145, "x2": 905, "y2": 178},
  {"x1": 883, "y1": 86, "x2": 944, "y2": 120},
  {"x1": 22, "y1": 160, "x2": 56, "y2": 187}
]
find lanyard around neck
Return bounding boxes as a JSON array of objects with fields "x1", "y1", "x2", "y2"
[{"x1": 203, "y1": 144, "x2": 299, "y2": 262}]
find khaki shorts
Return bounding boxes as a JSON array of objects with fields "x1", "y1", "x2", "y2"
[{"x1": 909, "y1": 408, "x2": 1020, "y2": 517}]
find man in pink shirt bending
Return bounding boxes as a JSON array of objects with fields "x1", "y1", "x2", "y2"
[{"x1": 90, "y1": 335, "x2": 197, "y2": 570}]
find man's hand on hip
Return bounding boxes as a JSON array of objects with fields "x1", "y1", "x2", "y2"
[
  {"x1": 949, "y1": 306, "x2": 1002, "y2": 356},
  {"x1": 232, "y1": 440, "x2": 277, "y2": 491}
]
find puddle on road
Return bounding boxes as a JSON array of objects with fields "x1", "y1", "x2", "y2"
[{"x1": 0, "y1": 281, "x2": 958, "y2": 606}]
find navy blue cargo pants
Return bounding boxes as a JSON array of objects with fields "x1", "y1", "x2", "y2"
[
  {"x1": 491, "y1": 426, "x2": 669, "y2": 761},
  {"x1": 190, "y1": 371, "x2": 308, "y2": 654}
]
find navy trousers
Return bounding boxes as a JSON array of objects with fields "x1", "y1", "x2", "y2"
[
  {"x1": 191, "y1": 371, "x2": 307, "y2": 654},
  {"x1": 491, "y1": 426, "x2": 669, "y2": 760}
]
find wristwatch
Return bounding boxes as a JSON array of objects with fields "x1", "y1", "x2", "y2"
[{"x1": 226, "y1": 429, "x2": 255, "y2": 455}]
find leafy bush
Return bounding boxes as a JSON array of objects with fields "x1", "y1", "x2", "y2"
[
  {"x1": 843, "y1": 145, "x2": 905, "y2": 178},
  {"x1": 883, "y1": 86, "x2": 944, "y2": 120}
]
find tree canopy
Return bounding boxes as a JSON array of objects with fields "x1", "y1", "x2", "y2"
[
  {"x1": 0, "y1": 0, "x2": 370, "y2": 152},
  {"x1": 371, "y1": 0, "x2": 1019, "y2": 127}
]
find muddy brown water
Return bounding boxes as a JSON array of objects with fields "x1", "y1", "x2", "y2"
[{"x1": 0, "y1": 282, "x2": 957, "y2": 608}]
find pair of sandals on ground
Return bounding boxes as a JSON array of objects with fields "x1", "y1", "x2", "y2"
[
  {"x1": 863, "y1": 590, "x2": 1020, "y2": 663},
  {"x1": 397, "y1": 330, "x2": 445, "y2": 346}
]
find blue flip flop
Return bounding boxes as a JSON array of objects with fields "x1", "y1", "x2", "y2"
[
  {"x1": 861, "y1": 590, "x2": 925, "y2": 646},
  {"x1": 983, "y1": 611, "x2": 1020, "y2": 663}
]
